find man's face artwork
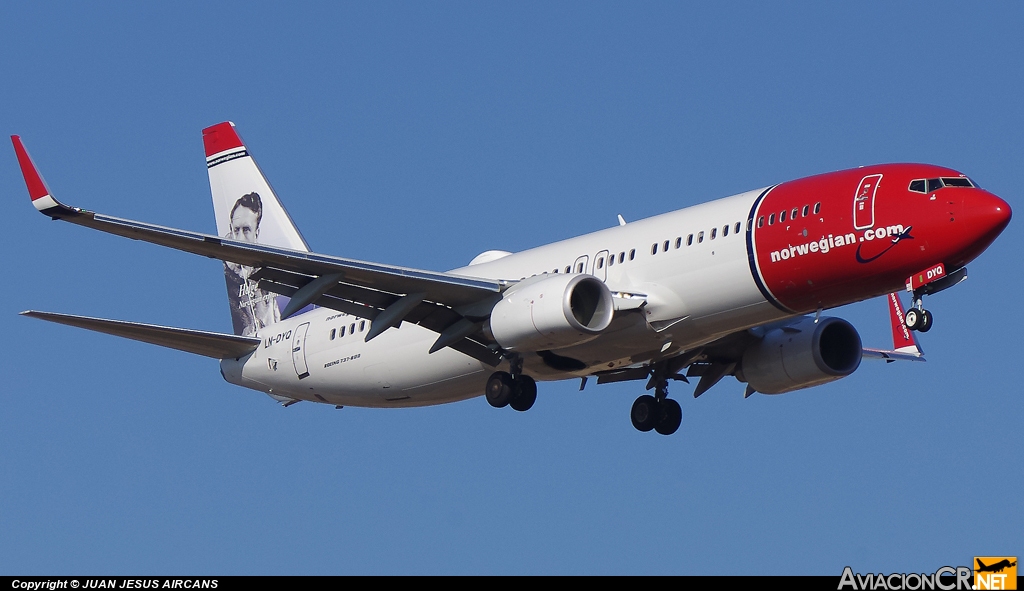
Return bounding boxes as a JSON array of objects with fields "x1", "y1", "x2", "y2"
[{"x1": 230, "y1": 206, "x2": 259, "y2": 242}]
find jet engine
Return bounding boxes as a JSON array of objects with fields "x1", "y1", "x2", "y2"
[
  {"x1": 488, "y1": 273, "x2": 615, "y2": 352},
  {"x1": 738, "y1": 316, "x2": 862, "y2": 394}
]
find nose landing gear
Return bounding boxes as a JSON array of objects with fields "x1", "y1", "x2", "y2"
[{"x1": 904, "y1": 305, "x2": 933, "y2": 332}]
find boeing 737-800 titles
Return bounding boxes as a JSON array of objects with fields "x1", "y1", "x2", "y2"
[{"x1": 12, "y1": 122, "x2": 1011, "y2": 435}]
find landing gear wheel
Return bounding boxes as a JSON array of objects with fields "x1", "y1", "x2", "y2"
[
  {"x1": 918, "y1": 310, "x2": 933, "y2": 333},
  {"x1": 631, "y1": 395, "x2": 658, "y2": 432},
  {"x1": 905, "y1": 308, "x2": 923, "y2": 331},
  {"x1": 654, "y1": 398, "x2": 682, "y2": 436},
  {"x1": 485, "y1": 371, "x2": 513, "y2": 408},
  {"x1": 509, "y1": 375, "x2": 537, "y2": 412}
]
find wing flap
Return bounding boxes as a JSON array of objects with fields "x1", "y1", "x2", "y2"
[{"x1": 21, "y1": 311, "x2": 261, "y2": 359}]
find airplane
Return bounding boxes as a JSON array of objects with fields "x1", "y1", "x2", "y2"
[
  {"x1": 11, "y1": 122, "x2": 1012, "y2": 435},
  {"x1": 976, "y1": 558, "x2": 1016, "y2": 573}
]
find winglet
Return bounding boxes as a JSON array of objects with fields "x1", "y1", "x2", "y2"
[
  {"x1": 863, "y1": 292, "x2": 925, "y2": 362},
  {"x1": 11, "y1": 136, "x2": 76, "y2": 216},
  {"x1": 886, "y1": 291, "x2": 923, "y2": 356}
]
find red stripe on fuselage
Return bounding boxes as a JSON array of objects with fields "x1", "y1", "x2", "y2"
[
  {"x1": 750, "y1": 164, "x2": 1009, "y2": 313},
  {"x1": 202, "y1": 122, "x2": 244, "y2": 157}
]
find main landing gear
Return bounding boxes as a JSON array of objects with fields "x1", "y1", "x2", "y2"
[
  {"x1": 631, "y1": 371, "x2": 682, "y2": 436},
  {"x1": 486, "y1": 357, "x2": 537, "y2": 412},
  {"x1": 904, "y1": 294, "x2": 933, "y2": 333}
]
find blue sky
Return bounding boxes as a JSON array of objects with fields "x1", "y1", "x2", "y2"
[{"x1": 1, "y1": 2, "x2": 1020, "y2": 575}]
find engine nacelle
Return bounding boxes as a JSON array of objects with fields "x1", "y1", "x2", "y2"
[
  {"x1": 488, "y1": 273, "x2": 614, "y2": 352},
  {"x1": 739, "y1": 316, "x2": 862, "y2": 394}
]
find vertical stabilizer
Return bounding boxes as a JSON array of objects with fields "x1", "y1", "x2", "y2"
[{"x1": 204, "y1": 122, "x2": 309, "y2": 336}]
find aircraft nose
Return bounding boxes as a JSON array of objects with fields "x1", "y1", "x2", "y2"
[{"x1": 962, "y1": 190, "x2": 1012, "y2": 241}]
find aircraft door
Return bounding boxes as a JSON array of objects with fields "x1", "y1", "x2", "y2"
[
  {"x1": 291, "y1": 322, "x2": 310, "y2": 379},
  {"x1": 594, "y1": 249, "x2": 610, "y2": 281},
  {"x1": 572, "y1": 255, "x2": 589, "y2": 275},
  {"x1": 854, "y1": 174, "x2": 883, "y2": 230}
]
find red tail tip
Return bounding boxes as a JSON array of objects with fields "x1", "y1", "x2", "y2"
[{"x1": 202, "y1": 121, "x2": 244, "y2": 158}]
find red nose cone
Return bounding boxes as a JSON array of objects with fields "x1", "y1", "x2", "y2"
[
  {"x1": 955, "y1": 190, "x2": 1011, "y2": 266},
  {"x1": 968, "y1": 190, "x2": 1012, "y2": 238}
]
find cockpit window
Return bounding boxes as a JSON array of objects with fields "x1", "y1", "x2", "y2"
[
  {"x1": 914, "y1": 177, "x2": 976, "y2": 193},
  {"x1": 941, "y1": 177, "x2": 974, "y2": 188}
]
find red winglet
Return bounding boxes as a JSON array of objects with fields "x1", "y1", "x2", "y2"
[
  {"x1": 887, "y1": 292, "x2": 919, "y2": 352},
  {"x1": 202, "y1": 121, "x2": 244, "y2": 158},
  {"x1": 11, "y1": 135, "x2": 52, "y2": 202}
]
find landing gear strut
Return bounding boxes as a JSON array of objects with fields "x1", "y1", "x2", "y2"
[
  {"x1": 485, "y1": 356, "x2": 537, "y2": 412},
  {"x1": 630, "y1": 368, "x2": 683, "y2": 435},
  {"x1": 904, "y1": 293, "x2": 933, "y2": 333}
]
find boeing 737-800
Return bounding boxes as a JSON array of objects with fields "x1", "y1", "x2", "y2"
[{"x1": 12, "y1": 122, "x2": 1011, "y2": 435}]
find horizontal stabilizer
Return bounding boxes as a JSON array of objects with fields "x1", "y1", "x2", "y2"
[{"x1": 21, "y1": 311, "x2": 261, "y2": 359}]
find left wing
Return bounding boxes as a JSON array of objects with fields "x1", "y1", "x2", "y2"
[{"x1": 13, "y1": 136, "x2": 507, "y2": 364}]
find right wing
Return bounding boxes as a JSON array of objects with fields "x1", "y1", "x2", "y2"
[{"x1": 12, "y1": 136, "x2": 507, "y2": 365}]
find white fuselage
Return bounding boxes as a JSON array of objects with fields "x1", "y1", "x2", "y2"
[{"x1": 220, "y1": 188, "x2": 790, "y2": 407}]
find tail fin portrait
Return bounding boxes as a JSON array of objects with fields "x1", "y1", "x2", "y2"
[{"x1": 203, "y1": 122, "x2": 310, "y2": 336}]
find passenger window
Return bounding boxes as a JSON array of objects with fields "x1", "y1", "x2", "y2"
[
  {"x1": 711, "y1": 227, "x2": 717, "y2": 240},
  {"x1": 350, "y1": 323, "x2": 356, "y2": 334},
  {"x1": 629, "y1": 249, "x2": 635, "y2": 260},
  {"x1": 927, "y1": 178, "x2": 943, "y2": 193},
  {"x1": 565, "y1": 266, "x2": 571, "y2": 273},
  {"x1": 330, "y1": 328, "x2": 336, "y2": 340},
  {"x1": 358, "y1": 321, "x2": 364, "y2": 332},
  {"x1": 597, "y1": 257, "x2": 604, "y2": 269},
  {"x1": 735, "y1": 222, "x2": 741, "y2": 234},
  {"x1": 662, "y1": 240, "x2": 668, "y2": 252},
  {"x1": 722, "y1": 224, "x2": 729, "y2": 237},
  {"x1": 607, "y1": 256, "x2": 614, "y2": 267},
  {"x1": 769, "y1": 213, "x2": 775, "y2": 225},
  {"x1": 651, "y1": 244, "x2": 658, "y2": 255},
  {"x1": 813, "y1": 202, "x2": 821, "y2": 214},
  {"x1": 698, "y1": 231, "x2": 704, "y2": 243},
  {"x1": 791, "y1": 208, "x2": 799, "y2": 220},
  {"x1": 687, "y1": 234, "x2": 693, "y2": 246},
  {"x1": 675, "y1": 237, "x2": 681, "y2": 249},
  {"x1": 619, "y1": 252, "x2": 625, "y2": 263},
  {"x1": 577, "y1": 263, "x2": 584, "y2": 273},
  {"x1": 340, "y1": 326, "x2": 346, "y2": 337},
  {"x1": 802, "y1": 205, "x2": 809, "y2": 217},
  {"x1": 757, "y1": 216, "x2": 764, "y2": 228},
  {"x1": 780, "y1": 210, "x2": 787, "y2": 223}
]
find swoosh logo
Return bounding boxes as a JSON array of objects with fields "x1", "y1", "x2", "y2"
[{"x1": 855, "y1": 226, "x2": 914, "y2": 264}]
